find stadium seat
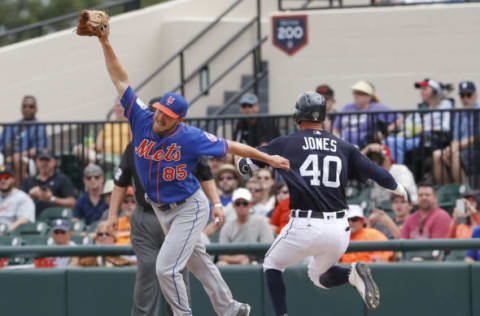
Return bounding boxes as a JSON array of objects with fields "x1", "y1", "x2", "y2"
[
  {"x1": 0, "y1": 223, "x2": 9, "y2": 236},
  {"x1": 444, "y1": 249, "x2": 466, "y2": 262},
  {"x1": 437, "y1": 183, "x2": 469, "y2": 214},
  {"x1": 345, "y1": 186, "x2": 359, "y2": 200},
  {"x1": 13, "y1": 222, "x2": 48, "y2": 236},
  {"x1": 71, "y1": 220, "x2": 86, "y2": 233},
  {"x1": 70, "y1": 234, "x2": 93, "y2": 245},
  {"x1": 22, "y1": 235, "x2": 49, "y2": 246},
  {"x1": 404, "y1": 250, "x2": 444, "y2": 262},
  {"x1": 86, "y1": 220, "x2": 100, "y2": 233},
  {"x1": 377, "y1": 199, "x2": 392, "y2": 213},
  {"x1": 37, "y1": 207, "x2": 73, "y2": 222}
]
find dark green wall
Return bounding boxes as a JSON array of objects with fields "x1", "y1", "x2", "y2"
[{"x1": 0, "y1": 263, "x2": 479, "y2": 316}]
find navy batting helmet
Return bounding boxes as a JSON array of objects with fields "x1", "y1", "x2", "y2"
[{"x1": 293, "y1": 91, "x2": 326, "y2": 124}]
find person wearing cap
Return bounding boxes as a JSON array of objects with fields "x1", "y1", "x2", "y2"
[
  {"x1": 215, "y1": 164, "x2": 242, "y2": 207},
  {"x1": 361, "y1": 142, "x2": 418, "y2": 205},
  {"x1": 20, "y1": 151, "x2": 76, "y2": 218},
  {"x1": 0, "y1": 165, "x2": 35, "y2": 232},
  {"x1": 233, "y1": 93, "x2": 280, "y2": 147},
  {"x1": 315, "y1": 84, "x2": 336, "y2": 132},
  {"x1": 400, "y1": 183, "x2": 452, "y2": 240},
  {"x1": 433, "y1": 81, "x2": 480, "y2": 184},
  {"x1": 448, "y1": 189, "x2": 480, "y2": 239},
  {"x1": 340, "y1": 205, "x2": 393, "y2": 263},
  {"x1": 95, "y1": 31, "x2": 290, "y2": 316},
  {"x1": 218, "y1": 188, "x2": 274, "y2": 265},
  {"x1": 0, "y1": 95, "x2": 48, "y2": 186},
  {"x1": 72, "y1": 164, "x2": 108, "y2": 225},
  {"x1": 332, "y1": 80, "x2": 402, "y2": 149},
  {"x1": 368, "y1": 193, "x2": 413, "y2": 239},
  {"x1": 49, "y1": 218, "x2": 79, "y2": 267},
  {"x1": 385, "y1": 78, "x2": 454, "y2": 166}
]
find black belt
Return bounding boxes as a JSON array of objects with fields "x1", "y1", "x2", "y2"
[
  {"x1": 145, "y1": 193, "x2": 186, "y2": 211},
  {"x1": 291, "y1": 210, "x2": 345, "y2": 219}
]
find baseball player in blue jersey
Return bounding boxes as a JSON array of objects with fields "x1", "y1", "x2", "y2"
[
  {"x1": 94, "y1": 33, "x2": 289, "y2": 316},
  {"x1": 237, "y1": 91, "x2": 407, "y2": 316}
]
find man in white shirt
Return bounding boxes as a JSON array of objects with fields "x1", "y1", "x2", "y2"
[
  {"x1": 0, "y1": 165, "x2": 35, "y2": 232},
  {"x1": 218, "y1": 188, "x2": 274, "y2": 265}
]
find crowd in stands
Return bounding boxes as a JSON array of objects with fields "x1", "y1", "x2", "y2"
[{"x1": 0, "y1": 76, "x2": 480, "y2": 268}]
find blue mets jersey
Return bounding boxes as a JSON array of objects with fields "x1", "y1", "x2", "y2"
[
  {"x1": 258, "y1": 129, "x2": 397, "y2": 212},
  {"x1": 120, "y1": 86, "x2": 228, "y2": 204}
]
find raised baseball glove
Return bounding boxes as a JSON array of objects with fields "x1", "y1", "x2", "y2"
[{"x1": 76, "y1": 10, "x2": 110, "y2": 38}]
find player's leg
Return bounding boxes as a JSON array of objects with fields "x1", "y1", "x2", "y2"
[
  {"x1": 153, "y1": 193, "x2": 210, "y2": 316},
  {"x1": 263, "y1": 218, "x2": 310, "y2": 316},
  {"x1": 130, "y1": 207, "x2": 167, "y2": 316},
  {"x1": 348, "y1": 261, "x2": 380, "y2": 310}
]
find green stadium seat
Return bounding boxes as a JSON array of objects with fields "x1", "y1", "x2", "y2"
[
  {"x1": 71, "y1": 220, "x2": 86, "y2": 233},
  {"x1": 0, "y1": 223, "x2": 9, "y2": 236},
  {"x1": 37, "y1": 207, "x2": 73, "y2": 223},
  {"x1": 13, "y1": 222, "x2": 48, "y2": 236},
  {"x1": 70, "y1": 234, "x2": 93, "y2": 245},
  {"x1": 86, "y1": 220, "x2": 100, "y2": 233},
  {"x1": 22, "y1": 235, "x2": 49, "y2": 246},
  {"x1": 437, "y1": 183, "x2": 470, "y2": 214},
  {"x1": 444, "y1": 249, "x2": 467, "y2": 262},
  {"x1": 345, "y1": 186, "x2": 359, "y2": 200},
  {"x1": 377, "y1": 199, "x2": 392, "y2": 213},
  {"x1": 404, "y1": 250, "x2": 444, "y2": 262}
]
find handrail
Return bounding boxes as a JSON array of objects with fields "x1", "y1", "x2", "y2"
[
  {"x1": 134, "y1": 0, "x2": 245, "y2": 92},
  {"x1": 1, "y1": 239, "x2": 479, "y2": 258},
  {"x1": 188, "y1": 36, "x2": 268, "y2": 106},
  {"x1": 0, "y1": 0, "x2": 141, "y2": 45}
]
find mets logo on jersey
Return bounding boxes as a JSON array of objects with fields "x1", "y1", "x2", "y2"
[
  {"x1": 166, "y1": 96, "x2": 175, "y2": 105},
  {"x1": 135, "y1": 139, "x2": 181, "y2": 161},
  {"x1": 204, "y1": 131, "x2": 219, "y2": 143}
]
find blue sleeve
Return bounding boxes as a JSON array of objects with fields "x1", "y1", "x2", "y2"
[
  {"x1": 120, "y1": 86, "x2": 152, "y2": 133},
  {"x1": 467, "y1": 227, "x2": 480, "y2": 259},
  {"x1": 349, "y1": 149, "x2": 397, "y2": 190},
  {"x1": 191, "y1": 129, "x2": 228, "y2": 158}
]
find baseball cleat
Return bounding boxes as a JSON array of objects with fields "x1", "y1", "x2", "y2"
[
  {"x1": 236, "y1": 303, "x2": 251, "y2": 316},
  {"x1": 349, "y1": 262, "x2": 380, "y2": 310}
]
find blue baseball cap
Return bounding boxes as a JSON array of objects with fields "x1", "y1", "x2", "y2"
[
  {"x1": 459, "y1": 81, "x2": 476, "y2": 94},
  {"x1": 239, "y1": 93, "x2": 258, "y2": 105},
  {"x1": 152, "y1": 92, "x2": 188, "y2": 119},
  {"x1": 51, "y1": 218, "x2": 70, "y2": 232}
]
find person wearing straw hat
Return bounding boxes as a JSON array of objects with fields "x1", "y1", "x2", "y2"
[{"x1": 332, "y1": 80, "x2": 402, "y2": 149}]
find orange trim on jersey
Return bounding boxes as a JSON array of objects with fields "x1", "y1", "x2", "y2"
[
  {"x1": 168, "y1": 123, "x2": 185, "y2": 139},
  {"x1": 127, "y1": 93, "x2": 135, "y2": 118},
  {"x1": 152, "y1": 103, "x2": 179, "y2": 118}
]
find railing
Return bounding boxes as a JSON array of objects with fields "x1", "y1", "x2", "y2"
[
  {"x1": 277, "y1": 0, "x2": 474, "y2": 11},
  {"x1": 1, "y1": 108, "x2": 479, "y2": 189},
  {"x1": 1, "y1": 239, "x2": 479, "y2": 258},
  {"x1": 134, "y1": 0, "x2": 266, "y2": 110},
  {"x1": 0, "y1": 0, "x2": 143, "y2": 47}
]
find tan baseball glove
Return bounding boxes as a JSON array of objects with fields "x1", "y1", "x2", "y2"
[{"x1": 76, "y1": 10, "x2": 110, "y2": 38}]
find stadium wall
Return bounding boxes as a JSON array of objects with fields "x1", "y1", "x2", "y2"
[
  {"x1": 1, "y1": 263, "x2": 479, "y2": 316},
  {"x1": 0, "y1": 1, "x2": 479, "y2": 122}
]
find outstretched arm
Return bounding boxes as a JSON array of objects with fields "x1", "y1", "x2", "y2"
[
  {"x1": 99, "y1": 37, "x2": 130, "y2": 96},
  {"x1": 226, "y1": 140, "x2": 290, "y2": 171}
]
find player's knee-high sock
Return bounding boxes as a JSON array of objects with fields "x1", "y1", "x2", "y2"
[
  {"x1": 319, "y1": 265, "x2": 350, "y2": 288},
  {"x1": 265, "y1": 269, "x2": 288, "y2": 316}
]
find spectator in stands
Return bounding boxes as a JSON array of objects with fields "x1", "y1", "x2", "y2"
[
  {"x1": 115, "y1": 186, "x2": 135, "y2": 245},
  {"x1": 466, "y1": 226, "x2": 480, "y2": 262},
  {"x1": 448, "y1": 189, "x2": 480, "y2": 239},
  {"x1": 332, "y1": 81, "x2": 402, "y2": 148},
  {"x1": 72, "y1": 164, "x2": 108, "y2": 226},
  {"x1": 255, "y1": 169, "x2": 276, "y2": 216},
  {"x1": 340, "y1": 205, "x2": 393, "y2": 263},
  {"x1": 0, "y1": 95, "x2": 48, "y2": 186},
  {"x1": 400, "y1": 183, "x2": 452, "y2": 239},
  {"x1": 386, "y1": 78, "x2": 454, "y2": 165},
  {"x1": 270, "y1": 183, "x2": 290, "y2": 235},
  {"x1": 316, "y1": 84, "x2": 336, "y2": 132},
  {"x1": 49, "y1": 218, "x2": 79, "y2": 267},
  {"x1": 215, "y1": 164, "x2": 242, "y2": 207},
  {"x1": 362, "y1": 143, "x2": 418, "y2": 204},
  {"x1": 208, "y1": 156, "x2": 227, "y2": 176},
  {"x1": 20, "y1": 151, "x2": 76, "y2": 218},
  {"x1": 233, "y1": 93, "x2": 280, "y2": 147},
  {"x1": 101, "y1": 179, "x2": 114, "y2": 206},
  {"x1": 368, "y1": 193, "x2": 413, "y2": 239},
  {"x1": 433, "y1": 81, "x2": 480, "y2": 184},
  {"x1": 218, "y1": 188, "x2": 274, "y2": 265},
  {"x1": 0, "y1": 165, "x2": 35, "y2": 232},
  {"x1": 78, "y1": 221, "x2": 136, "y2": 267}
]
